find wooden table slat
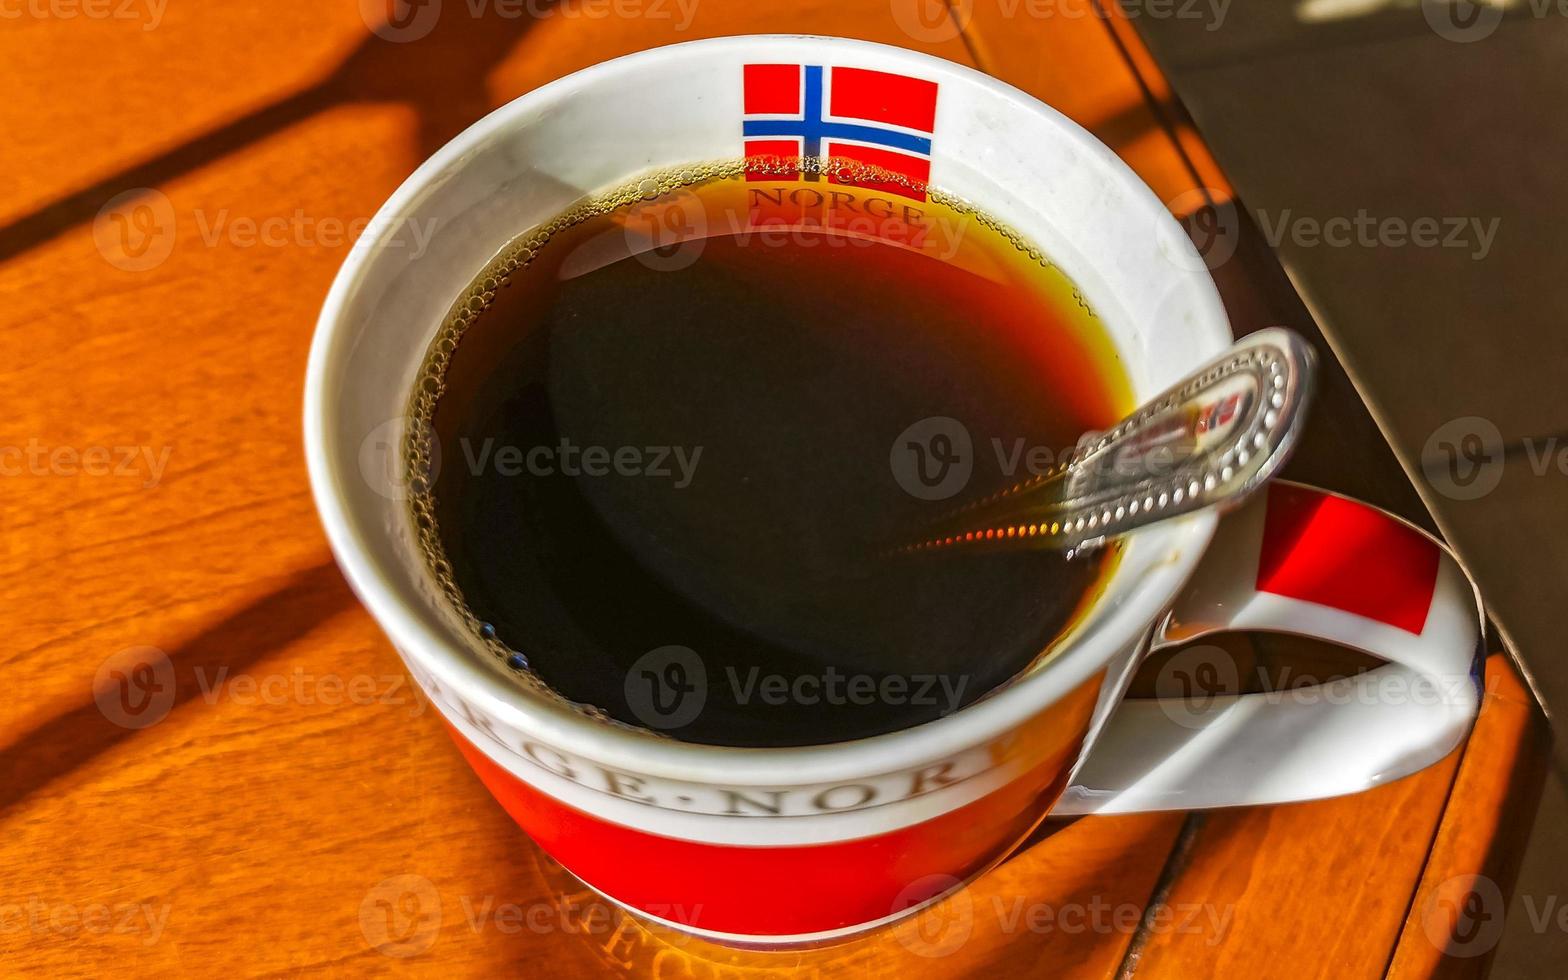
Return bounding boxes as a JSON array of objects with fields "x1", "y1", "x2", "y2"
[{"x1": 1388, "y1": 656, "x2": 1551, "y2": 979}]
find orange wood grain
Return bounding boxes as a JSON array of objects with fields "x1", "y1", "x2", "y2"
[
  {"x1": 1127, "y1": 655, "x2": 1546, "y2": 980},
  {"x1": 0, "y1": 3, "x2": 1545, "y2": 978},
  {"x1": 1127, "y1": 747, "x2": 1464, "y2": 978},
  {"x1": 1093, "y1": 0, "x2": 1235, "y2": 203},
  {"x1": 1387, "y1": 657, "x2": 1551, "y2": 979}
]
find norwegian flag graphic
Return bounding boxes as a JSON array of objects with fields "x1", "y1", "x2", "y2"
[{"x1": 742, "y1": 64, "x2": 938, "y2": 199}]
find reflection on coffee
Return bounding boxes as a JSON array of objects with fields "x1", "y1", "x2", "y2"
[{"x1": 406, "y1": 158, "x2": 1133, "y2": 746}]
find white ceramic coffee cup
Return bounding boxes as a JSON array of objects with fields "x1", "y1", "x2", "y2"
[{"x1": 305, "y1": 35, "x2": 1482, "y2": 945}]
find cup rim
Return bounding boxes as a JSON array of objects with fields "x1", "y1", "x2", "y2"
[{"x1": 304, "y1": 34, "x2": 1228, "y2": 786}]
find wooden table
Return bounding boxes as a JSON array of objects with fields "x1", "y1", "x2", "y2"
[{"x1": 0, "y1": 2, "x2": 1547, "y2": 976}]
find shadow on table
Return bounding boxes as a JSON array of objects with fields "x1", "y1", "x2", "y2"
[
  {"x1": 0, "y1": 7, "x2": 544, "y2": 263},
  {"x1": 0, "y1": 560, "x2": 353, "y2": 818}
]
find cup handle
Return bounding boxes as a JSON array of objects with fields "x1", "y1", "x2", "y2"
[{"x1": 1053, "y1": 480, "x2": 1484, "y2": 816}]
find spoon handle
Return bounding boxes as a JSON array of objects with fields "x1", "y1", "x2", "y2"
[{"x1": 901, "y1": 327, "x2": 1316, "y2": 554}]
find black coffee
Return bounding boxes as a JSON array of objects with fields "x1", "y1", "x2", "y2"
[{"x1": 408, "y1": 160, "x2": 1131, "y2": 747}]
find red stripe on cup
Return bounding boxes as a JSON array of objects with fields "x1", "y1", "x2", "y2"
[
  {"x1": 1256, "y1": 483, "x2": 1440, "y2": 634},
  {"x1": 446, "y1": 727, "x2": 1078, "y2": 937}
]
